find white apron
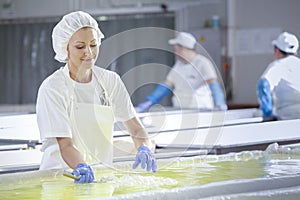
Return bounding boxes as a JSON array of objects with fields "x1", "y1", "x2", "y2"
[
  {"x1": 40, "y1": 69, "x2": 114, "y2": 169},
  {"x1": 172, "y1": 85, "x2": 214, "y2": 110}
]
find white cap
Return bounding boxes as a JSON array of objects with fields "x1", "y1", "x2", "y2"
[
  {"x1": 272, "y1": 32, "x2": 299, "y2": 54},
  {"x1": 168, "y1": 32, "x2": 196, "y2": 49},
  {"x1": 52, "y1": 11, "x2": 104, "y2": 63}
]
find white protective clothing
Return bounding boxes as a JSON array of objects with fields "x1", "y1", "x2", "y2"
[
  {"x1": 52, "y1": 11, "x2": 104, "y2": 63},
  {"x1": 166, "y1": 54, "x2": 217, "y2": 110},
  {"x1": 37, "y1": 65, "x2": 136, "y2": 170},
  {"x1": 261, "y1": 55, "x2": 300, "y2": 120}
]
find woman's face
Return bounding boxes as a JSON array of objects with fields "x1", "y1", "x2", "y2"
[{"x1": 67, "y1": 27, "x2": 99, "y2": 70}]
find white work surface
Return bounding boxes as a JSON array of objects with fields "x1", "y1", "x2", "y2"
[
  {"x1": 150, "y1": 119, "x2": 300, "y2": 148},
  {"x1": 0, "y1": 114, "x2": 40, "y2": 141},
  {"x1": 115, "y1": 108, "x2": 262, "y2": 136},
  {"x1": 0, "y1": 150, "x2": 42, "y2": 171},
  {"x1": 0, "y1": 109, "x2": 299, "y2": 172},
  {"x1": 0, "y1": 108, "x2": 262, "y2": 171},
  {"x1": 0, "y1": 109, "x2": 260, "y2": 141}
]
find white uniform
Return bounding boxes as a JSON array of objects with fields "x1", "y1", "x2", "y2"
[
  {"x1": 36, "y1": 65, "x2": 136, "y2": 169},
  {"x1": 166, "y1": 54, "x2": 217, "y2": 109},
  {"x1": 261, "y1": 55, "x2": 300, "y2": 120}
]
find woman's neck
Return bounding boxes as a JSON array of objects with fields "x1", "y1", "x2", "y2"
[{"x1": 68, "y1": 65, "x2": 92, "y2": 83}]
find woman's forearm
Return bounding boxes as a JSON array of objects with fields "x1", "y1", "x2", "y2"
[
  {"x1": 124, "y1": 117, "x2": 151, "y2": 149},
  {"x1": 56, "y1": 137, "x2": 85, "y2": 169}
]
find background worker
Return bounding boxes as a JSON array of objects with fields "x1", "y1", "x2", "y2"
[
  {"x1": 257, "y1": 31, "x2": 300, "y2": 120},
  {"x1": 36, "y1": 11, "x2": 156, "y2": 183},
  {"x1": 138, "y1": 32, "x2": 227, "y2": 112}
]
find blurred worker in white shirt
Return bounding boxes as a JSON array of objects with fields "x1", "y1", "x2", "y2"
[
  {"x1": 137, "y1": 32, "x2": 227, "y2": 112},
  {"x1": 257, "y1": 31, "x2": 300, "y2": 120}
]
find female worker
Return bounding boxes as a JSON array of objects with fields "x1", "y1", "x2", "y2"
[{"x1": 36, "y1": 11, "x2": 156, "y2": 183}]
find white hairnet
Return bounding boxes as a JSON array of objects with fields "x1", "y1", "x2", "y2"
[{"x1": 52, "y1": 11, "x2": 104, "y2": 63}]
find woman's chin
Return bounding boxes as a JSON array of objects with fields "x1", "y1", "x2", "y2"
[{"x1": 81, "y1": 61, "x2": 94, "y2": 69}]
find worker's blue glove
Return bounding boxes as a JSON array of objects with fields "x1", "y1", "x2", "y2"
[
  {"x1": 209, "y1": 82, "x2": 228, "y2": 111},
  {"x1": 146, "y1": 82, "x2": 172, "y2": 105},
  {"x1": 137, "y1": 101, "x2": 153, "y2": 113},
  {"x1": 257, "y1": 78, "x2": 273, "y2": 117},
  {"x1": 137, "y1": 82, "x2": 172, "y2": 113},
  {"x1": 72, "y1": 163, "x2": 94, "y2": 183},
  {"x1": 133, "y1": 146, "x2": 157, "y2": 173}
]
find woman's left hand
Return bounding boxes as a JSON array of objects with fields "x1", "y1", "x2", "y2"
[{"x1": 132, "y1": 146, "x2": 157, "y2": 173}]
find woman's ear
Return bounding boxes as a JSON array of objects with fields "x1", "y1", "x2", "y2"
[{"x1": 67, "y1": 44, "x2": 70, "y2": 58}]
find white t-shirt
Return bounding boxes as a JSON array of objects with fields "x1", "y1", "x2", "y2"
[
  {"x1": 36, "y1": 65, "x2": 136, "y2": 149},
  {"x1": 166, "y1": 54, "x2": 217, "y2": 109},
  {"x1": 261, "y1": 55, "x2": 300, "y2": 119}
]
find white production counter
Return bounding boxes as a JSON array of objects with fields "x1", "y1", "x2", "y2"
[{"x1": 1, "y1": 108, "x2": 300, "y2": 173}]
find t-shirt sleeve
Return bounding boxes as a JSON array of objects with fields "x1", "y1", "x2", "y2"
[
  {"x1": 36, "y1": 83, "x2": 72, "y2": 141},
  {"x1": 107, "y1": 73, "x2": 136, "y2": 122},
  {"x1": 261, "y1": 62, "x2": 280, "y2": 90},
  {"x1": 196, "y1": 56, "x2": 217, "y2": 81}
]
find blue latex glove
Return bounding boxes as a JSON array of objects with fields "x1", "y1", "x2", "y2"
[
  {"x1": 72, "y1": 163, "x2": 94, "y2": 183},
  {"x1": 208, "y1": 82, "x2": 228, "y2": 111},
  {"x1": 257, "y1": 78, "x2": 273, "y2": 117},
  {"x1": 133, "y1": 146, "x2": 157, "y2": 173},
  {"x1": 146, "y1": 82, "x2": 172, "y2": 104},
  {"x1": 137, "y1": 101, "x2": 153, "y2": 113}
]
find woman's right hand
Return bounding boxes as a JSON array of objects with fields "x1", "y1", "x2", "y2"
[{"x1": 72, "y1": 163, "x2": 94, "y2": 183}]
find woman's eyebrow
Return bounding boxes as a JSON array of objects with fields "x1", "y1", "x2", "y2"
[{"x1": 73, "y1": 39, "x2": 97, "y2": 44}]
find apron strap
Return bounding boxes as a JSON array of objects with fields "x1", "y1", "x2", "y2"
[{"x1": 61, "y1": 66, "x2": 112, "y2": 112}]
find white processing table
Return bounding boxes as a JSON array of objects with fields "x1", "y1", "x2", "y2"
[{"x1": 0, "y1": 108, "x2": 300, "y2": 173}]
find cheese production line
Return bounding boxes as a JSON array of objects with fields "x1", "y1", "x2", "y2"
[{"x1": 1, "y1": 108, "x2": 300, "y2": 174}]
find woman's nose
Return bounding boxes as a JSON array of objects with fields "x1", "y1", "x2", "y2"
[{"x1": 84, "y1": 46, "x2": 92, "y2": 55}]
